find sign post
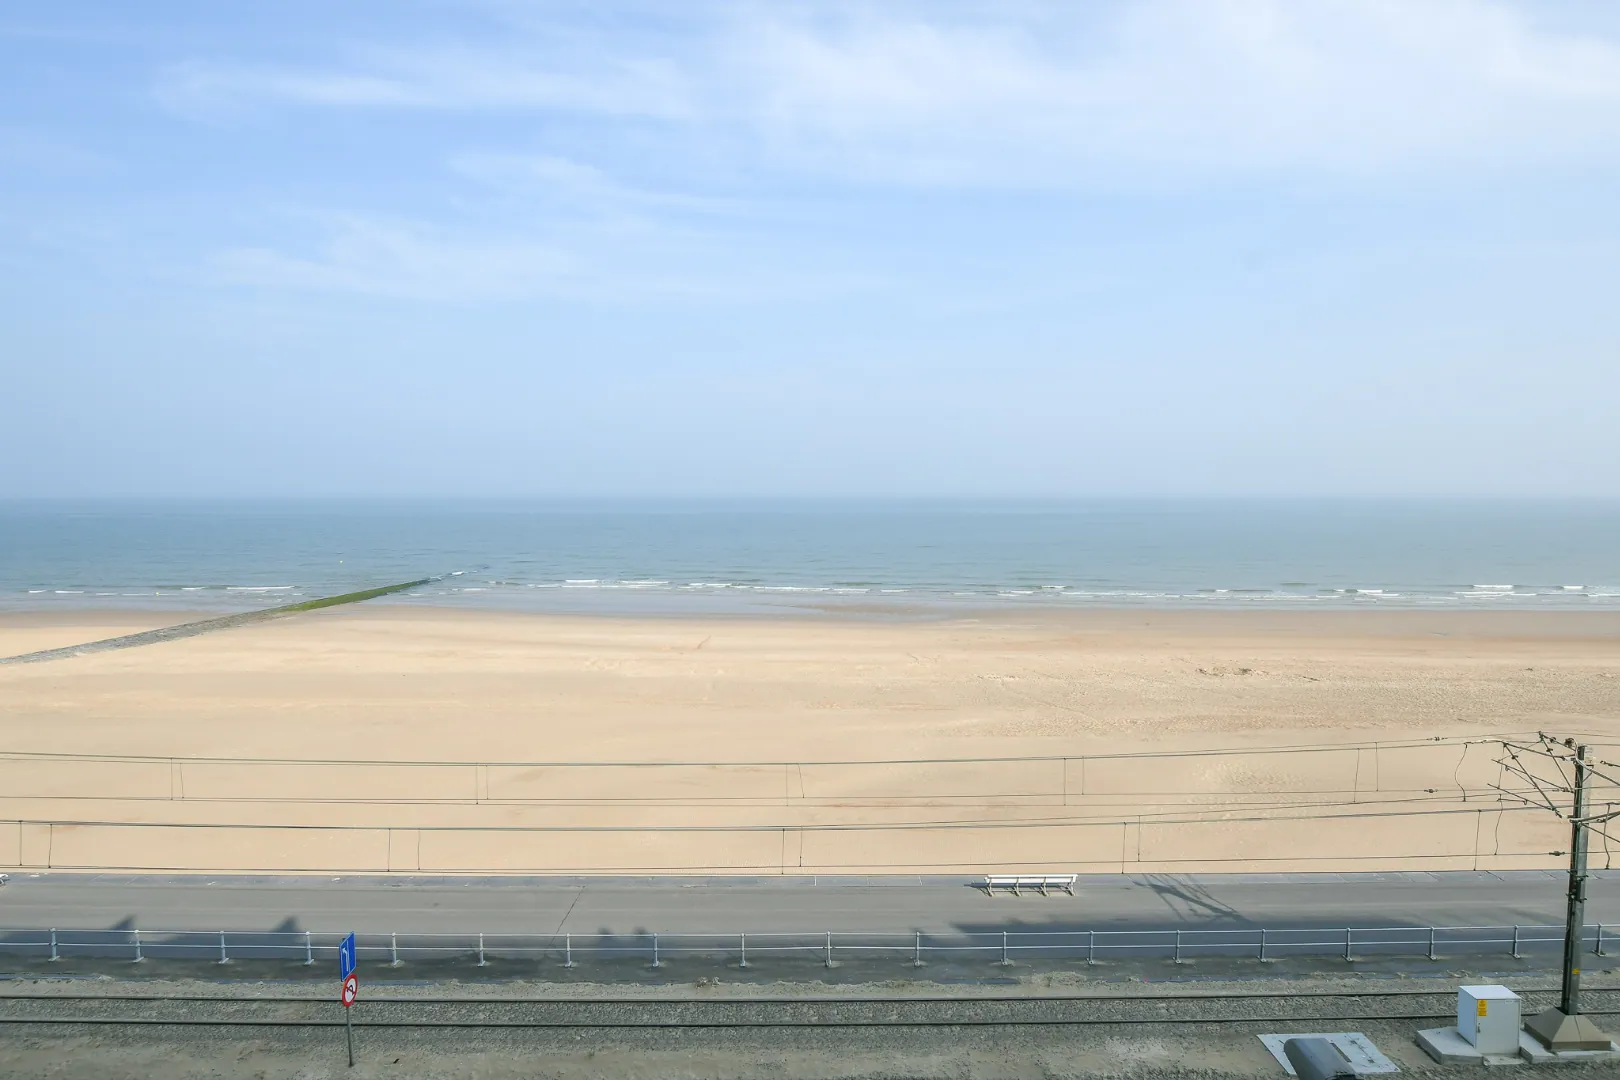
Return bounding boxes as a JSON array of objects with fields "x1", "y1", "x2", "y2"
[{"x1": 338, "y1": 932, "x2": 357, "y2": 1068}]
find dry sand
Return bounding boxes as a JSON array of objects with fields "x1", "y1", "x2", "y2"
[{"x1": 0, "y1": 606, "x2": 1616, "y2": 875}]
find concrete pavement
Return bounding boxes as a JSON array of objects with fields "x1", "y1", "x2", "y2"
[{"x1": 2, "y1": 870, "x2": 1612, "y2": 937}]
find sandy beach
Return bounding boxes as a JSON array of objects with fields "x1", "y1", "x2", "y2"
[{"x1": 1, "y1": 606, "x2": 1616, "y2": 874}]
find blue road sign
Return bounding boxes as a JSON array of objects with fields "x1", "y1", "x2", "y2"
[{"x1": 339, "y1": 932, "x2": 357, "y2": 980}]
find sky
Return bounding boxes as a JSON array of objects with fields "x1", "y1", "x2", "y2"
[{"x1": 3, "y1": 0, "x2": 1619, "y2": 498}]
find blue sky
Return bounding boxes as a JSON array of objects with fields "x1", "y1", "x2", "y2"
[{"x1": 4, "y1": 1, "x2": 1619, "y2": 496}]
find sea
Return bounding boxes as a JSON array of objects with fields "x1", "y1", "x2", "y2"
[{"x1": 1, "y1": 499, "x2": 1617, "y2": 616}]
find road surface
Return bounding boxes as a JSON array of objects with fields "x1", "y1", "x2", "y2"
[{"x1": 2, "y1": 870, "x2": 1611, "y2": 936}]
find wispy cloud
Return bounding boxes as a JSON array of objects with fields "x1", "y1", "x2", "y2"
[
  {"x1": 728, "y1": 0, "x2": 1620, "y2": 182},
  {"x1": 214, "y1": 210, "x2": 885, "y2": 303},
  {"x1": 448, "y1": 153, "x2": 746, "y2": 217},
  {"x1": 159, "y1": 46, "x2": 693, "y2": 119},
  {"x1": 216, "y1": 216, "x2": 577, "y2": 300},
  {"x1": 156, "y1": 1, "x2": 1620, "y2": 184},
  {"x1": 155, "y1": 2, "x2": 1620, "y2": 302}
]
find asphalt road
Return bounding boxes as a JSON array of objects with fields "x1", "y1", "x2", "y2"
[{"x1": 2, "y1": 870, "x2": 1614, "y2": 937}]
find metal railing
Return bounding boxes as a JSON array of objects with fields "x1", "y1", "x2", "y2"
[{"x1": 0, "y1": 923, "x2": 1609, "y2": 968}]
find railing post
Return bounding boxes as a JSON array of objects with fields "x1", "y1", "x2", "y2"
[
  {"x1": 1512, "y1": 925, "x2": 1521, "y2": 960},
  {"x1": 27, "y1": 920, "x2": 1499, "y2": 975}
]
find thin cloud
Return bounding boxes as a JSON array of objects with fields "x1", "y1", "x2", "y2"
[
  {"x1": 159, "y1": 46, "x2": 694, "y2": 119},
  {"x1": 725, "y1": 0, "x2": 1620, "y2": 182},
  {"x1": 216, "y1": 216, "x2": 578, "y2": 300},
  {"x1": 449, "y1": 153, "x2": 751, "y2": 217},
  {"x1": 155, "y1": 1, "x2": 1620, "y2": 185},
  {"x1": 214, "y1": 212, "x2": 886, "y2": 303},
  {"x1": 160, "y1": 65, "x2": 421, "y2": 108}
]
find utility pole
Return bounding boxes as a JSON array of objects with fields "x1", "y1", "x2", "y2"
[
  {"x1": 1560, "y1": 744, "x2": 1591, "y2": 1017},
  {"x1": 1525, "y1": 741, "x2": 1613, "y2": 1051}
]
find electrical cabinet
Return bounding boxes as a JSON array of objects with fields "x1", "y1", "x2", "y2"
[{"x1": 1458, "y1": 984, "x2": 1521, "y2": 1055}]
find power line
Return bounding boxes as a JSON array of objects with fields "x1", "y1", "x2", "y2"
[
  {"x1": 0, "y1": 802, "x2": 1542, "y2": 835},
  {"x1": 0, "y1": 732, "x2": 1531, "y2": 770},
  {"x1": 0, "y1": 787, "x2": 1512, "y2": 810},
  {"x1": 8, "y1": 851, "x2": 1562, "y2": 875}
]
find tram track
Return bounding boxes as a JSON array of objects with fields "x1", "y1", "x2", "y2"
[{"x1": 1, "y1": 985, "x2": 1617, "y2": 1029}]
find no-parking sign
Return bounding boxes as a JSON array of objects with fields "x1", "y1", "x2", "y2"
[
  {"x1": 338, "y1": 932, "x2": 358, "y2": 1008},
  {"x1": 337, "y1": 931, "x2": 359, "y2": 1066}
]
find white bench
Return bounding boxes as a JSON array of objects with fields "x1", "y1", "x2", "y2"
[{"x1": 983, "y1": 874, "x2": 1077, "y2": 897}]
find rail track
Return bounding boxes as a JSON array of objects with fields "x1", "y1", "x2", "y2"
[{"x1": 1, "y1": 986, "x2": 1618, "y2": 1029}]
